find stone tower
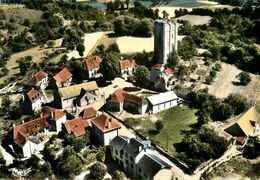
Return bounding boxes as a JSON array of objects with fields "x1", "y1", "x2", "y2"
[{"x1": 154, "y1": 19, "x2": 178, "y2": 64}]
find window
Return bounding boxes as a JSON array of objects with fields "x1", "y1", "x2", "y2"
[
  {"x1": 115, "y1": 149, "x2": 118, "y2": 155},
  {"x1": 125, "y1": 152, "x2": 128, "y2": 158},
  {"x1": 125, "y1": 159, "x2": 129, "y2": 165},
  {"x1": 138, "y1": 167, "x2": 141, "y2": 173},
  {"x1": 130, "y1": 156, "x2": 133, "y2": 162},
  {"x1": 130, "y1": 163, "x2": 133, "y2": 169}
]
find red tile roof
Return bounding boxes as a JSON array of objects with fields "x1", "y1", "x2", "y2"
[
  {"x1": 64, "y1": 117, "x2": 91, "y2": 137},
  {"x1": 165, "y1": 68, "x2": 173, "y2": 76},
  {"x1": 92, "y1": 113, "x2": 120, "y2": 132},
  {"x1": 152, "y1": 64, "x2": 163, "y2": 70},
  {"x1": 83, "y1": 56, "x2": 102, "y2": 70},
  {"x1": 41, "y1": 106, "x2": 66, "y2": 121},
  {"x1": 79, "y1": 107, "x2": 97, "y2": 119},
  {"x1": 111, "y1": 88, "x2": 126, "y2": 102},
  {"x1": 236, "y1": 136, "x2": 247, "y2": 143},
  {"x1": 27, "y1": 71, "x2": 48, "y2": 86},
  {"x1": 26, "y1": 89, "x2": 43, "y2": 103},
  {"x1": 124, "y1": 93, "x2": 147, "y2": 105},
  {"x1": 13, "y1": 116, "x2": 49, "y2": 145},
  {"x1": 53, "y1": 68, "x2": 72, "y2": 84},
  {"x1": 119, "y1": 60, "x2": 137, "y2": 69}
]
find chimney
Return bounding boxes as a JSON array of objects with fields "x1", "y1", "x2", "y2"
[
  {"x1": 51, "y1": 112, "x2": 54, "y2": 118},
  {"x1": 138, "y1": 146, "x2": 142, "y2": 152},
  {"x1": 22, "y1": 120, "x2": 24, "y2": 124},
  {"x1": 120, "y1": 56, "x2": 123, "y2": 60},
  {"x1": 13, "y1": 123, "x2": 16, "y2": 128},
  {"x1": 126, "y1": 138, "x2": 130, "y2": 144}
]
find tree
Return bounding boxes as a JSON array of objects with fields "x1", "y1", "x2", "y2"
[
  {"x1": 112, "y1": 170, "x2": 126, "y2": 180},
  {"x1": 16, "y1": 56, "x2": 32, "y2": 74},
  {"x1": 1, "y1": 95, "x2": 11, "y2": 111},
  {"x1": 76, "y1": 43, "x2": 85, "y2": 57},
  {"x1": 224, "y1": 94, "x2": 247, "y2": 115},
  {"x1": 47, "y1": 40, "x2": 55, "y2": 48},
  {"x1": 243, "y1": 136, "x2": 260, "y2": 159},
  {"x1": 59, "y1": 154, "x2": 82, "y2": 178},
  {"x1": 155, "y1": 120, "x2": 163, "y2": 132},
  {"x1": 213, "y1": 103, "x2": 234, "y2": 121},
  {"x1": 106, "y1": 43, "x2": 120, "y2": 53},
  {"x1": 236, "y1": 72, "x2": 251, "y2": 85},
  {"x1": 99, "y1": 52, "x2": 120, "y2": 81},
  {"x1": 89, "y1": 162, "x2": 106, "y2": 180},
  {"x1": 133, "y1": 65, "x2": 149, "y2": 86},
  {"x1": 167, "y1": 49, "x2": 179, "y2": 69}
]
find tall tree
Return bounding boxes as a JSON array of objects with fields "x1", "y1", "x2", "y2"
[
  {"x1": 133, "y1": 65, "x2": 149, "y2": 87},
  {"x1": 99, "y1": 52, "x2": 120, "y2": 81},
  {"x1": 76, "y1": 43, "x2": 85, "y2": 57}
]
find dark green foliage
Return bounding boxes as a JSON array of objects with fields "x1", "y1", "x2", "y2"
[
  {"x1": 243, "y1": 136, "x2": 260, "y2": 159},
  {"x1": 224, "y1": 94, "x2": 248, "y2": 115},
  {"x1": 89, "y1": 162, "x2": 106, "y2": 180},
  {"x1": 76, "y1": 43, "x2": 85, "y2": 57},
  {"x1": 63, "y1": 134, "x2": 89, "y2": 152},
  {"x1": 16, "y1": 56, "x2": 32, "y2": 74},
  {"x1": 114, "y1": 16, "x2": 153, "y2": 37},
  {"x1": 178, "y1": 36, "x2": 197, "y2": 60},
  {"x1": 205, "y1": 76, "x2": 214, "y2": 85},
  {"x1": 58, "y1": 154, "x2": 82, "y2": 178},
  {"x1": 112, "y1": 170, "x2": 126, "y2": 180},
  {"x1": 167, "y1": 49, "x2": 179, "y2": 69},
  {"x1": 99, "y1": 52, "x2": 120, "y2": 81},
  {"x1": 175, "y1": 128, "x2": 229, "y2": 170},
  {"x1": 133, "y1": 65, "x2": 149, "y2": 87},
  {"x1": 106, "y1": 43, "x2": 120, "y2": 53},
  {"x1": 236, "y1": 72, "x2": 251, "y2": 85},
  {"x1": 155, "y1": 120, "x2": 163, "y2": 132}
]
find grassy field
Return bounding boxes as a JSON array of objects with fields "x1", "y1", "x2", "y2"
[{"x1": 124, "y1": 105, "x2": 197, "y2": 155}]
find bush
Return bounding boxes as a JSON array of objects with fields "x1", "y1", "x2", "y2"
[
  {"x1": 89, "y1": 162, "x2": 106, "y2": 180},
  {"x1": 236, "y1": 72, "x2": 251, "y2": 85}
]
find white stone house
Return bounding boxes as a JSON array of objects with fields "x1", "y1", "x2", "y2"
[
  {"x1": 11, "y1": 116, "x2": 50, "y2": 158},
  {"x1": 24, "y1": 89, "x2": 45, "y2": 113},
  {"x1": 53, "y1": 81, "x2": 99, "y2": 109},
  {"x1": 150, "y1": 64, "x2": 174, "y2": 91},
  {"x1": 110, "y1": 136, "x2": 171, "y2": 179},
  {"x1": 91, "y1": 113, "x2": 120, "y2": 146},
  {"x1": 53, "y1": 68, "x2": 72, "y2": 88},
  {"x1": 27, "y1": 71, "x2": 48, "y2": 90},
  {"x1": 119, "y1": 59, "x2": 138, "y2": 76},
  {"x1": 82, "y1": 55, "x2": 102, "y2": 79},
  {"x1": 147, "y1": 91, "x2": 178, "y2": 114},
  {"x1": 42, "y1": 106, "x2": 67, "y2": 133}
]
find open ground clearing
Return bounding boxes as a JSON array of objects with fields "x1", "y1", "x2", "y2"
[
  {"x1": 177, "y1": 15, "x2": 212, "y2": 25},
  {"x1": 124, "y1": 105, "x2": 197, "y2": 155},
  {"x1": 200, "y1": 63, "x2": 260, "y2": 101}
]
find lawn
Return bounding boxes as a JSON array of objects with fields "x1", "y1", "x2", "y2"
[{"x1": 124, "y1": 105, "x2": 197, "y2": 155}]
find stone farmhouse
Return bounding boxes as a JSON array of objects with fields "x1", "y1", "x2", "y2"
[
  {"x1": 107, "y1": 89, "x2": 148, "y2": 114},
  {"x1": 53, "y1": 68, "x2": 72, "y2": 88},
  {"x1": 225, "y1": 106, "x2": 260, "y2": 145},
  {"x1": 119, "y1": 59, "x2": 138, "y2": 76},
  {"x1": 82, "y1": 55, "x2": 102, "y2": 79},
  {"x1": 53, "y1": 81, "x2": 99, "y2": 109},
  {"x1": 91, "y1": 113, "x2": 120, "y2": 146},
  {"x1": 26, "y1": 71, "x2": 48, "y2": 90},
  {"x1": 110, "y1": 136, "x2": 173, "y2": 179}
]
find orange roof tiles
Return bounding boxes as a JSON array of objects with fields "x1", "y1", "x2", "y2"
[
  {"x1": 83, "y1": 56, "x2": 102, "y2": 70},
  {"x1": 119, "y1": 60, "x2": 137, "y2": 69},
  {"x1": 165, "y1": 68, "x2": 173, "y2": 76},
  {"x1": 111, "y1": 89, "x2": 126, "y2": 102},
  {"x1": 64, "y1": 117, "x2": 91, "y2": 137},
  {"x1": 92, "y1": 113, "x2": 120, "y2": 132},
  {"x1": 42, "y1": 106, "x2": 66, "y2": 121},
  {"x1": 27, "y1": 71, "x2": 47, "y2": 86},
  {"x1": 13, "y1": 116, "x2": 49, "y2": 145},
  {"x1": 124, "y1": 93, "x2": 147, "y2": 105},
  {"x1": 53, "y1": 68, "x2": 72, "y2": 84},
  {"x1": 79, "y1": 107, "x2": 97, "y2": 119},
  {"x1": 26, "y1": 89, "x2": 43, "y2": 103}
]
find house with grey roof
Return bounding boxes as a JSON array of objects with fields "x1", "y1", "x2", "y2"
[
  {"x1": 110, "y1": 136, "x2": 172, "y2": 179},
  {"x1": 53, "y1": 81, "x2": 99, "y2": 109},
  {"x1": 147, "y1": 91, "x2": 179, "y2": 114}
]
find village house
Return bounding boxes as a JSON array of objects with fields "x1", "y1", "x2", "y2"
[
  {"x1": 11, "y1": 116, "x2": 49, "y2": 158},
  {"x1": 110, "y1": 136, "x2": 172, "y2": 179},
  {"x1": 107, "y1": 89, "x2": 148, "y2": 114},
  {"x1": 79, "y1": 107, "x2": 98, "y2": 120},
  {"x1": 64, "y1": 117, "x2": 91, "y2": 137},
  {"x1": 91, "y1": 113, "x2": 120, "y2": 146},
  {"x1": 82, "y1": 55, "x2": 102, "y2": 79},
  {"x1": 147, "y1": 91, "x2": 178, "y2": 114},
  {"x1": 149, "y1": 64, "x2": 174, "y2": 91},
  {"x1": 119, "y1": 59, "x2": 138, "y2": 76},
  {"x1": 53, "y1": 81, "x2": 99, "y2": 109},
  {"x1": 23, "y1": 88, "x2": 45, "y2": 113},
  {"x1": 53, "y1": 68, "x2": 72, "y2": 88},
  {"x1": 224, "y1": 106, "x2": 260, "y2": 145},
  {"x1": 41, "y1": 106, "x2": 67, "y2": 133},
  {"x1": 26, "y1": 71, "x2": 48, "y2": 90}
]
